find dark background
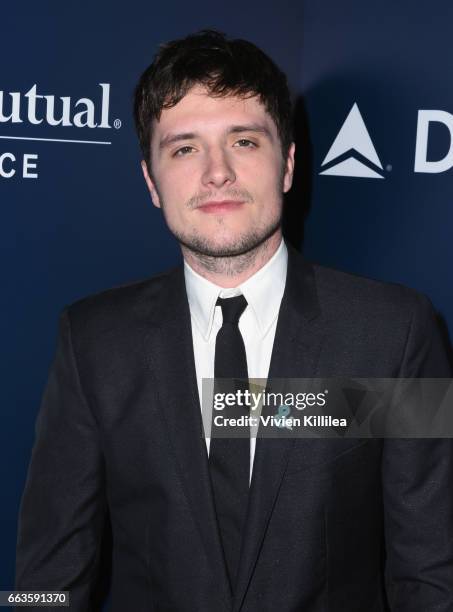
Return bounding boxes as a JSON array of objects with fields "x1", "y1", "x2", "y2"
[{"x1": 2, "y1": 0, "x2": 452, "y2": 601}]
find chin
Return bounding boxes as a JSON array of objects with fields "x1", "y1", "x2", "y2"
[
  {"x1": 171, "y1": 217, "x2": 281, "y2": 259},
  {"x1": 194, "y1": 242, "x2": 253, "y2": 258},
  {"x1": 183, "y1": 232, "x2": 275, "y2": 258}
]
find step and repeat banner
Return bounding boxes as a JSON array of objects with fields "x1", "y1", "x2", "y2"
[{"x1": 1, "y1": 0, "x2": 452, "y2": 599}]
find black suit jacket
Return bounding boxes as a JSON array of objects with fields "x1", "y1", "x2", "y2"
[{"x1": 16, "y1": 244, "x2": 453, "y2": 611}]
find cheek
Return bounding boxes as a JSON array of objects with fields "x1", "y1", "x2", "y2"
[
  {"x1": 246, "y1": 163, "x2": 283, "y2": 205},
  {"x1": 243, "y1": 152, "x2": 283, "y2": 189},
  {"x1": 157, "y1": 167, "x2": 197, "y2": 207}
]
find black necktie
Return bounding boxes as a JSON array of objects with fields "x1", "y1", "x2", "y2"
[{"x1": 209, "y1": 294, "x2": 250, "y2": 590}]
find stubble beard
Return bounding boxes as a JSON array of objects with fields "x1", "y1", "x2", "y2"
[
  {"x1": 173, "y1": 215, "x2": 282, "y2": 276},
  {"x1": 156, "y1": 168, "x2": 286, "y2": 277}
]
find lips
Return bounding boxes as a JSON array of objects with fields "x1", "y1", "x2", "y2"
[{"x1": 197, "y1": 200, "x2": 246, "y2": 213}]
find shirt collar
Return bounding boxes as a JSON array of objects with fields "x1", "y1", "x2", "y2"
[{"x1": 184, "y1": 238, "x2": 288, "y2": 341}]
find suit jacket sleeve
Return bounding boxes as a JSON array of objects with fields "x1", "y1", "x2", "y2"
[
  {"x1": 382, "y1": 292, "x2": 453, "y2": 611},
  {"x1": 15, "y1": 308, "x2": 107, "y2": 611}
]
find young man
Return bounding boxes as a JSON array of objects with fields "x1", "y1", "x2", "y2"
[{"x1": 16, "y1": 30, "x2": 453, "y2": 611}]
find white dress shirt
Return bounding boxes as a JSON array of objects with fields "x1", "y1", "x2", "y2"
[{"x1": 184, "y1": 238, "x2": 288, "y2": 482}]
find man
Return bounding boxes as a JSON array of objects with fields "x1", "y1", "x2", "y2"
[{"x1": 16, "y1": 30, "x2": 453, "y2": 611}]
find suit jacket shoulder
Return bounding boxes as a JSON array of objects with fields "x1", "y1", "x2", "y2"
[
  {"x1": 58, "y1": 265, "x2": 188, "y2": 404},
  {"x1": 67, "y1": 265, "x2": 182, "y2": 329},
  {"x1": 306, "y1": 259, "x2": 450, "y2": 377},
  {"x1": 312, "y1": 260, "x2": 433, "y2": 328}
]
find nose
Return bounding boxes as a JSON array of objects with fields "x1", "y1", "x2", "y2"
[{"x1": 201, "y1": 147, "x2": 236, "y2": 188}]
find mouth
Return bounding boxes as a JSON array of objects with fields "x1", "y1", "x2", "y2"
[{"x1": 196, "y1": 200, "x2": 246, "y2": 214}]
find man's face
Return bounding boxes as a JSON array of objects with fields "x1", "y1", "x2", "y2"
[{"x1": 141, "y1": 85, "x2": 295, "y2": 257}]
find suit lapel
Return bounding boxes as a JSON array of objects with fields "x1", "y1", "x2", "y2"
[
  {"x1": 233, "y1": 245, "x2": 325, "y2": 611},
  {"x1": 144, "y1": 267, "x2": 232, "y2": 611}
]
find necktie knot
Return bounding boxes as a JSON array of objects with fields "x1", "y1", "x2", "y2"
[{"x1": 217, "y1": 294, "x2": 248, "y2": 325}]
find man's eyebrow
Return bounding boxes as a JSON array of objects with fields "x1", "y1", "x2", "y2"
[
  {"x1": 159, "y1": 132, "x2": 198, "y2": 150},
  {"x1": 227, "y1": 124, "x2": 273, "y2": 139}
]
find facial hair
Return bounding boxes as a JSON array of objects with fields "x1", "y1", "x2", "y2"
[{"x1": 155, "y1": 165, "x2": 286, "y2": 276}]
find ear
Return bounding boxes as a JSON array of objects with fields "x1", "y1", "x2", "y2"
[
  {"x1": 282, "y1": 142, "x2": 295, "y2": 193},
  {"x1": 141, "y1": 160, "x2": 161, "y2": 208}
]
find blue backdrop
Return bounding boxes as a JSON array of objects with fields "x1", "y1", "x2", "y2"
[{"x1": 2, "y1": 0, "x2": 452, "y2": 601}]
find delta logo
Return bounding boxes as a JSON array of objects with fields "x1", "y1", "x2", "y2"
[{"x1": 319, "y1": 103, "x2": 453, "y2": 178}]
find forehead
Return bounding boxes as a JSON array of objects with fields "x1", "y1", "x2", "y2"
[{"x1": 154, "y1": 85, "x2": 277, "y2": 136}]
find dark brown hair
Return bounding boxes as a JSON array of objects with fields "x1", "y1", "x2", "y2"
[{"x1": 134, "y1": 29, "x2": 293, "y2": 169}]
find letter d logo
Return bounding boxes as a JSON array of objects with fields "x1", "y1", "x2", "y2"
[{"x1": 414, "y1": 110, "x2": 453, "y2": 173}]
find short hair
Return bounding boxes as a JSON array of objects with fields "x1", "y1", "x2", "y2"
[{"x1": 133, "y1": 29, "x2": 293, "y2": 168}]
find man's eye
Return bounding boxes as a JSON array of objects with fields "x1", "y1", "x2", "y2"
[
  {"x1": 234, "y1": 139, "x2": 257, "y2": 148},
  {"x1": 174, "y1": 146, "x2": 194, "y2": 157}
]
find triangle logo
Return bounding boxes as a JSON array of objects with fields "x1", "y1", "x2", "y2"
[{"x1": 319, "y1": 103, "x2": 384, "y2": 179}]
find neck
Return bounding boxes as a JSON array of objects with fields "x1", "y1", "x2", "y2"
[{"x1": 181, "y1": 230, "x2": 282, "y2": 288}]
